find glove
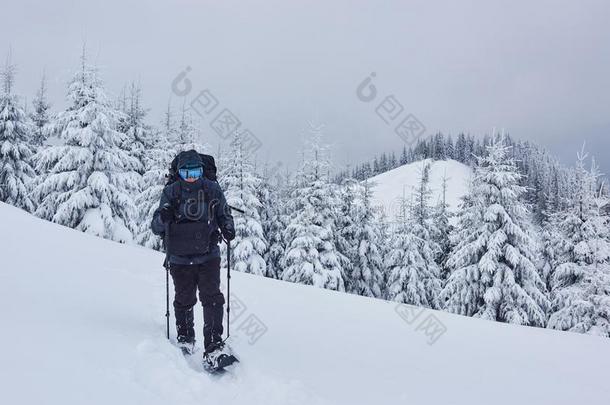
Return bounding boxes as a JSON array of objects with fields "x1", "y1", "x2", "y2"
[
  {"x1": 159, "y1": 204, "x2": 175, "y2": 224},
  {"x1": 222, "y1": 224, "x2": 236, "y2": 242}
]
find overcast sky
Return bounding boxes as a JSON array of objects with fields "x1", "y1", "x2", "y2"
[{"x1": 2, "y1": 0, "x2": 609, "y2": 175}]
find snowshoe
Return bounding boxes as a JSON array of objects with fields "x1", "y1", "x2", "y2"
[
  {"x1": 203, "y1": 341, "x2": 238, "y2": 373},
  {"x1": 177, "y1": 341, "x2": 196, "y2": 356}
]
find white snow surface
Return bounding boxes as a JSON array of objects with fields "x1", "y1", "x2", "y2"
[
  {"x1": 369, "y1": 159, "x2": 472, "y2": 220},
  {"x1": 1, "y1": 202, "x2": 609, "y2": 405}
]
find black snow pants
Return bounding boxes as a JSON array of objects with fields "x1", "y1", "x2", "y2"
[{"x1": 170, "y1": 257, "x2": 225, "y2": 350}]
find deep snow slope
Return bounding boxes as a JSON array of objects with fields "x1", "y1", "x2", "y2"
[
  {"x1": 1, "y1": 202, "x2": 609, "y2": 405},
  {"x1": 369, "y1": 159, "x2": 472, "y2": 220}
]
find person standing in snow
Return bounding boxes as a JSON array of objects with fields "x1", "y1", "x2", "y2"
[{"x1": 151, "y1": 150, "x2": 235, "y2": 364}]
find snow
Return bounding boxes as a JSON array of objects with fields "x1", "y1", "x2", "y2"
[
  {"x1": 1, "y1": 201, "x2": 609, "y2": 405},
  {"x1": 368, "y1": 159, "x2": 472, "y2": 221}
]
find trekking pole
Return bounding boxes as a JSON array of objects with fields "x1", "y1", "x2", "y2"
[
  {"x1": 164, "y1": 222, "x2": 171, "y2": 340},
  {"x1": 227, "y1": 204, "x2": 245, "y2": 214},
  {"x1": 165, "y1": 264, "x2": 170, "y2": 340},
  {"x1": 226, "y1": 240, "x2": 232, "y2": 340}
]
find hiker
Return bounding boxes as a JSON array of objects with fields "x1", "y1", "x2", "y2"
[{"x1": 151, "y1": 149, "x2": 235, "y2": 367}]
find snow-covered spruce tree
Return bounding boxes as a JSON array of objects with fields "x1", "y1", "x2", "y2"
[
  {"x1": 33, "y1": 54, "x2": 140, "y2": 243},
  {"x1": 222, "y1": 131, "x2": 268, "y2": 275},
  {"x1": 135, "y1": 130, "x2": 174, "y2": 249},
  {"x1": 258, "y1": 162, "x2": 288, "y2": 279},
  {"x1": 135, "y1": 100, "x2": 183, "y2": 249},
  {"x1": 385, "y1": 198, "x2": 436, "y2": 307},
  {"x1": 0, "y1": 58, "x2": 36, "y2": 212},
  {"x1": 162, "y1": 100, "x2": 179, "y2": 145},
  {"x1": 281, "y1": 122, "x2": 345, "y2": 291},
  {"x1": 265, "y1": 164, "x2": 296, "y2": 280},
  {"x1": 29, "y1": 71, "x2": 51, "y2": 147},
  {"x1": 548, "y1": 152, "x2": 610, "y2": 337},
  {"x1": 335, "y1": 177, "x2": 359, "y2": 292},
  {"x1": 349, "y1": 180, "x2": 385, "y2": 298},
  {"x1": 445, "y1": 134, "x2": 455, "y2": 160},
  {"x1": 539, "y1": 213, "x2": 563, "y2": 292},
  {"x1": 434, "y1": 173, "x2": 453, "y2": 278},
  {"x1": 118, "y1": 82, "x2": 149, "y2": 176},
  {"x1": 173, "y1": 101, "x2": 207, "y2": 154},
  {"x1": 412, "y1": 164, "x2": 443, "y2": 305},
  {"x1": 117, "y1": 82, "x2": 151, "y2": 244},
  {"x1": 386, "y1": 163, "x2": 442, "y2": 308},
  {"x1": 376, "y1": 208, "x2": 392, "y2": 297},
  {"x1": 440, "y1": 139, "x2": 549, "y2": 326}
]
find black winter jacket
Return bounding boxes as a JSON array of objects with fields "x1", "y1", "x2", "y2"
[{"x1": 151, "y1": 177, "x2": 234, "y2": 265}]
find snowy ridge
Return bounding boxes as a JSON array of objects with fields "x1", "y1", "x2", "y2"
[
  {"x1": 368, "y1": 159, "x2": 471, "y2": 221},
  {"x1": 1, "y1": 202, "x2": 609, "y2": 405}
]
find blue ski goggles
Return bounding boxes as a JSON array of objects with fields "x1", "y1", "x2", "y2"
[{"x1": 178, "y1": 166, "x2": 204, "y2": 180}]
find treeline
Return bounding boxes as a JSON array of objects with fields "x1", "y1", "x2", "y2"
[
  {"x1": 1, "y1": 53, "x2": 609, "y2": 338},
  {"x1": 336, "y1": 132, "x2": 581, "y2": 226}
]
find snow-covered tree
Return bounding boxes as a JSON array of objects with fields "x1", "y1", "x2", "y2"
[
  {"x1": 445, "y1": 134, "x2": 455, "y2": 160},
  {"x1": 432, "y1": 133, "x2": 446, "y2": 160},
  {"x1": 259, "y1": 161, "x2": 287, "y2": 279},
  {"x1": 29, "y1": 71, "x2": 51, "y2": 147},
  {"x1": 385, "y1": 200, "x2": 439, "y2": 307},
  {"x1": 222, "y1": 131, "x2": 268, "y2": 275},
  {"x1": 335, "y1": 177, "x2": 358, "y2": 291},
  {"x1": 348, "y1": 180, "x2": 385, "y2": 298},
  {"x1": 162, "y1": 100, "x2": 178, "y2": 144},
  {"x1": 412, "y1": 163, "x2": 444, "y2": 271},
  {"x1": 282, "y1": 122, "x2": 345, "y2": 291},
  {"x1": 548, "y1": 151, "x2": 610, "y2": 337},
  {"x1": 440, "y1": 139, "x2": 548, "y2": 326},
  {"x1": 118, "y1": 82, "x2": 149, "y2": 176},
  {"x1": 539, "y1": 214, "x2": 563, "y2": 291},
  {"x1": 0, "y1": 58, "x2": 36, "y2": 212},
  {"x1": 135, "y1": 98, "x2": 182, "y2": 249},
  {"x1": 376, "y1": 207, "x2": 392, "y2": 296},
  {"x1": 386, "y1": 164, "x2": 442, "y2": 307},
  {"x1": 174, "y1": 101, "x2": 206, "y2": 153},
  {"x1": 434, "y1": 173, "x2": 453, "y2": 278},
  {"x1": 33, "y1": 52, "x2": 140, "y2": 243},
  {"x1": 135, "y1": 129, "x2": 174, "y2": 250}
]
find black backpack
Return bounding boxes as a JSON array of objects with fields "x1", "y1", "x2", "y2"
[{"x1": 165, "y1": 151, "x2": 217, "y2": 185}]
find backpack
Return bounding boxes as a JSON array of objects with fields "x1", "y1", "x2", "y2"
[{"x1": 165, "y1": 151, "x2": 218, "y2": 185}]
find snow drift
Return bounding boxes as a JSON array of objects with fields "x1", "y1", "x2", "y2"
[{"x1": 0, "y1": 202, "x2": 608, "y2": 405}]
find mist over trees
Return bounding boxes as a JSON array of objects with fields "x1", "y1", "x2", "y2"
[{"x1": 3, "y1": 52, "x2": 609, "y2": 338}]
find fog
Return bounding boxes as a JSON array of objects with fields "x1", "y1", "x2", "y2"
[{"x1": 2, "y1": 0, "x2": 609, "y2": 175}]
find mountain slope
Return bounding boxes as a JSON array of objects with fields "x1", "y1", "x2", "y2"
[
  {"x1": 369, "y1": 159, "x2": 472, "y2": 220},
  {"x1": 0, "y1": 202, "x2": 608, "y2": 404}
]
